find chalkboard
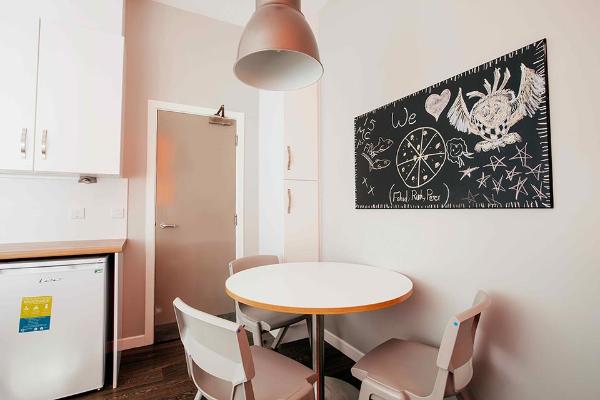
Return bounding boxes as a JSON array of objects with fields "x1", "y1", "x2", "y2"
[{"x1": 354, "y1": 39, "x2": 552, "y2": 209}]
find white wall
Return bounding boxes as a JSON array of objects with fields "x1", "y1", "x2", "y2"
[
  {"x1": 0, "y1": 176, "x2": 127, "y2": 243},
  {"x1": 318, "y1": 1, "x2": 600, "y2": 399},
  {"x1": 258, "y1": 90, "x2": 285, "y2": 258}
]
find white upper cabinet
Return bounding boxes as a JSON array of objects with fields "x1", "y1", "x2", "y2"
[
  {"x1": 0, "y1": 15, "x2": 38, "y2": 172},
  {"x1": 35, "y1": 21, "x2": 124, "y2": 175},
  {"x1": 284, "y1": 85, "x2": 318, "y2": 181}
]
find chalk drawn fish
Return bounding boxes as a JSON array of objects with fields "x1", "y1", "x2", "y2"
[{"x1": 362, "y1": 137, "x2": 393, "y2": 171}]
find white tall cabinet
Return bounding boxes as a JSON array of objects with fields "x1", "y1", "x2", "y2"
[
  {"x1": 0, "y1": 3, "x2": 124, "y2": 175},
  {"x1": 283, "y1": 85, "x2": 320, "y2": 262}
]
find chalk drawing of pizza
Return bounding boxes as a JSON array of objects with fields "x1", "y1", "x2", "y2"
[{"x1": 396, "y1": 127, "x2": 447, "y2": 188}]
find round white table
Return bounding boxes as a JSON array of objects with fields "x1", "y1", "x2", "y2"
[{"x1": 225, "y1": 262, "x2": 414, "y2": 400}]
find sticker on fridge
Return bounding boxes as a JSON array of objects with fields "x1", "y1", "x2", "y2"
[{"x1": 19, "y1": 296, "x2": 52, "y2": 333}]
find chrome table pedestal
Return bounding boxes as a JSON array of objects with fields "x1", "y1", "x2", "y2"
[{"x1": 312, "y1": 315, "x2": 359, "y2": 400}]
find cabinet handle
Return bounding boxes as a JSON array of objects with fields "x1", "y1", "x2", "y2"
[
  {"x1": 20, "y1": 128, "x2": 27, "y2": 159},
  {"x1": 287, "y1": 145, "x2": 292, "y2": 171},
  {"x1": 287, "y1": 188, "x2": 292, "y2": 214},
  {"x1": 41, "y1": 129, "x2": 48, "y2": 159}
]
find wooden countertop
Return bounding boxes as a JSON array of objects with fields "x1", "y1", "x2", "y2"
[{"x1": 0, "y1": 239, "x2": 126, "y2": 260}]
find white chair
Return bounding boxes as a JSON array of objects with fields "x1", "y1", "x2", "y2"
[
  {"x1": 351, "y1": 291, "x2": 491, "y2": 400},
  {"x1": 173, "y1": 298, "x2": 317, "y2": 400},
  {"x1": 228, "y1": 255, "x2": 312, "y2": 349}
]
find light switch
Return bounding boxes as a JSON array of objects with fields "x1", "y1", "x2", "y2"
[
  {"x1": 111, "y1": 208, "x2": 125, "y2": 219},
  {"x1": 70, "y1": 207, "x2": 85, "y2": 220}
]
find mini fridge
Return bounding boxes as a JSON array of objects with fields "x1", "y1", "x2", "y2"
[{"x1": 0, "y1": 256, "x2": 107, "y2": 400}]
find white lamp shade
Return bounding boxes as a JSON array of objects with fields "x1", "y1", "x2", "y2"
[{"x1": 234, "y1": 0, "x2": 323, "y2": 91}]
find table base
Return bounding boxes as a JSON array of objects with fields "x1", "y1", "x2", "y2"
[{"x1": 312, "y1": 315, "x2": 360, "y2": 400}]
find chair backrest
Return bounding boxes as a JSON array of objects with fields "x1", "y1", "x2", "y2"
[
  {"x1": 228, "y1": 255, "x2": 279, "y2": 276},
  {"x1": 173, "y1": 298, "x2": 255, "y2": 400},
  {"x1": 436, "y1": 291, "x2": 491, "y2": 392}
]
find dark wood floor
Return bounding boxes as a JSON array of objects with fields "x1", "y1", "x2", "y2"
[{"x1": 71, "y1": 336, "x2": 359, "y2": 399}]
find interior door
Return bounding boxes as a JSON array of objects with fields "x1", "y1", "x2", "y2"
[
  {"x1": 0, "y1": 14, "x2": 38, "y2": 172},
  {"x1": 155, "y1": 111, "x2": 236, "y2": 327},
  {"x1": 35, "y1": 20, "x2": 123, "y2": 175}
]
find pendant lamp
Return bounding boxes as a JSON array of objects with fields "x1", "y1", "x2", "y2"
[{"x1": 234, "y1": 0, "x2": 323, "y2": 91}]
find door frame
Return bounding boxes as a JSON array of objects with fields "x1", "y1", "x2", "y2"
[{"x1": 144, "y1": 100, "x2": 245, "y2": 346}]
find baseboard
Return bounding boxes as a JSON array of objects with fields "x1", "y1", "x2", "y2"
[
  {"x1": 118, "y1": 334, "x2": 147, "y2": 351},
  {"x1": 324, "y1": 329, "x2": 364, "y2": 362}
]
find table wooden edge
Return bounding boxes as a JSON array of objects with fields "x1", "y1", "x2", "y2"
[
  {"x1": 225, "y1": 285, "x2": 414, "y2": 315},
  {"x1": 0, "y1": 239, "x2": 127, "y2": 260}
]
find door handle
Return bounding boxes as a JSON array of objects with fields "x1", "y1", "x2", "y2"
[
  {"x1": 287, "y1": 188, "x2": 292, "y2": 214},
  {"x1": 41, "y1": 129, "x2": 48, "y2": 159},
  {"x1": 287, "y1": 145, "x2": 292, "y2": 171},
  {"x1": 20, "y1": 128, "x2": 27, "y2": 159},
  {"x1": 159, "y1": 223, "x2": 178, "y2": 229}
]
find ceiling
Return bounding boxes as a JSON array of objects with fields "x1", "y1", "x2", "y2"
[{"x1": 152, "y1": 0, "x2": 330, "y2": 26}]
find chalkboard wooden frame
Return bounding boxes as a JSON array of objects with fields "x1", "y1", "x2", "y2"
[{"x1": 354, "y1": 39, "x2": 553, "y2": 209}]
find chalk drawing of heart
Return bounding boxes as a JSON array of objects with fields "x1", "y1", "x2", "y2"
[{"x1": 425, "y1": 89, "x2": 451, "y2": 121}]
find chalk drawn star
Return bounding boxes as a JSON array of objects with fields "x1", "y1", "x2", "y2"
[
  {"x1": 361, "y1": 177, "x2": 368, "y2": 186},
  {"x1": 459, "y1": 166, "x2": 479, "y2": 180},
  {"x1": 531, "y1": 182, "x2": 547, "y2": 200},
  {"x1": 509, "y1": 176, "x2": 528, "y2": 200},
  {"x1": 525, "y1": 163, "x2": 543, "y2": 181},
  {"x1": 367, "y1": 185, "x2": 375, "y2": 196},
  {"x1": 505, "y1": 165, "x2": 521, "y2": 182},
  {"x1": 484, "y1": 156, "x2": 507, "y2": 172},
  {"x1": 491, "y1": 176, "x2": 506, "y2": 194},
  {"x1": 510, "y1": 143, "x2": 532, "y2": 167},
  {"x1": 476, "y1": 171, "x2": 490, "y2": 188},
  {"x1": 462, "y1": 190, "x2": 479, "y2": 205},
  {"x1": 482, "y1": 193, "x2": 502, "y2": 207}
]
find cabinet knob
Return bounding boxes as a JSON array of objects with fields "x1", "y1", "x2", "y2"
[{"x1": 20, "y1": 128, "x2": 27, "y2": 159}]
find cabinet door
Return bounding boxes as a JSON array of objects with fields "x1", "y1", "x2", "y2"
[
  {"x1": 0, "y1": 15, "x2": 38, "y2": 171},
  {"x1": 35, "y1": 20, "x2": 124, "y2": 175},
  {"x1": 284, "y1": 180, "x2": 319, "y2": 262},
  {"x1": 284, "y1": 85, "x2": 318, "y2": 180}
]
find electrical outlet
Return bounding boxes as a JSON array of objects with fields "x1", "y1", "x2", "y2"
[
  {"x1": 70, "y1": 207, "x2": 85, "y2": 220},
  {"x1": 111, "y1": 208, "x2": 125, "y2": 219}
]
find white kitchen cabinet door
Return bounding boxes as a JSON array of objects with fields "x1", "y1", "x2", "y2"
[
  {"x1": 284, "y1": 85, "x2": 318, "y2": 180},
  {"x1": 284, "y1": 180, "x2": 319, "y2": 262},
  {"x1": 0, "y1": 15, "x2": 38, "y2": 172},
  {"x1": 35, "y1": 20, "x2": 124, "y2": 175}
]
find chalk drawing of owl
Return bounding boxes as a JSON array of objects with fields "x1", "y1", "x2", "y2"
[{"x1": 447, "y1": 64, "x2": 545, "y2": 152}]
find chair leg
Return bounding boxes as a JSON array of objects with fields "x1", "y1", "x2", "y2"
[
  {"x1": 248, "y1": 324, "x2": 263, "y2": 347},
  {"x1": 306, "y1": 317, "x2": 313, "y2": 349},
  {"x1": 358, "y1": 386, "x2": 371, "y2": 400},
  {"x1": 271, "y1": 326, "x2": 289, "y2": 349}
]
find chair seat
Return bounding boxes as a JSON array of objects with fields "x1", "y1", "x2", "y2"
[
  {"x1": 351, "y1": 339, "x2": 442, "y2": 398},
  {"x1": 240, "y1": 303, "x2": 307, "y2": 330},
  {"x1": 251, "y1": 345, "x2": 317, "y2": 400}
]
